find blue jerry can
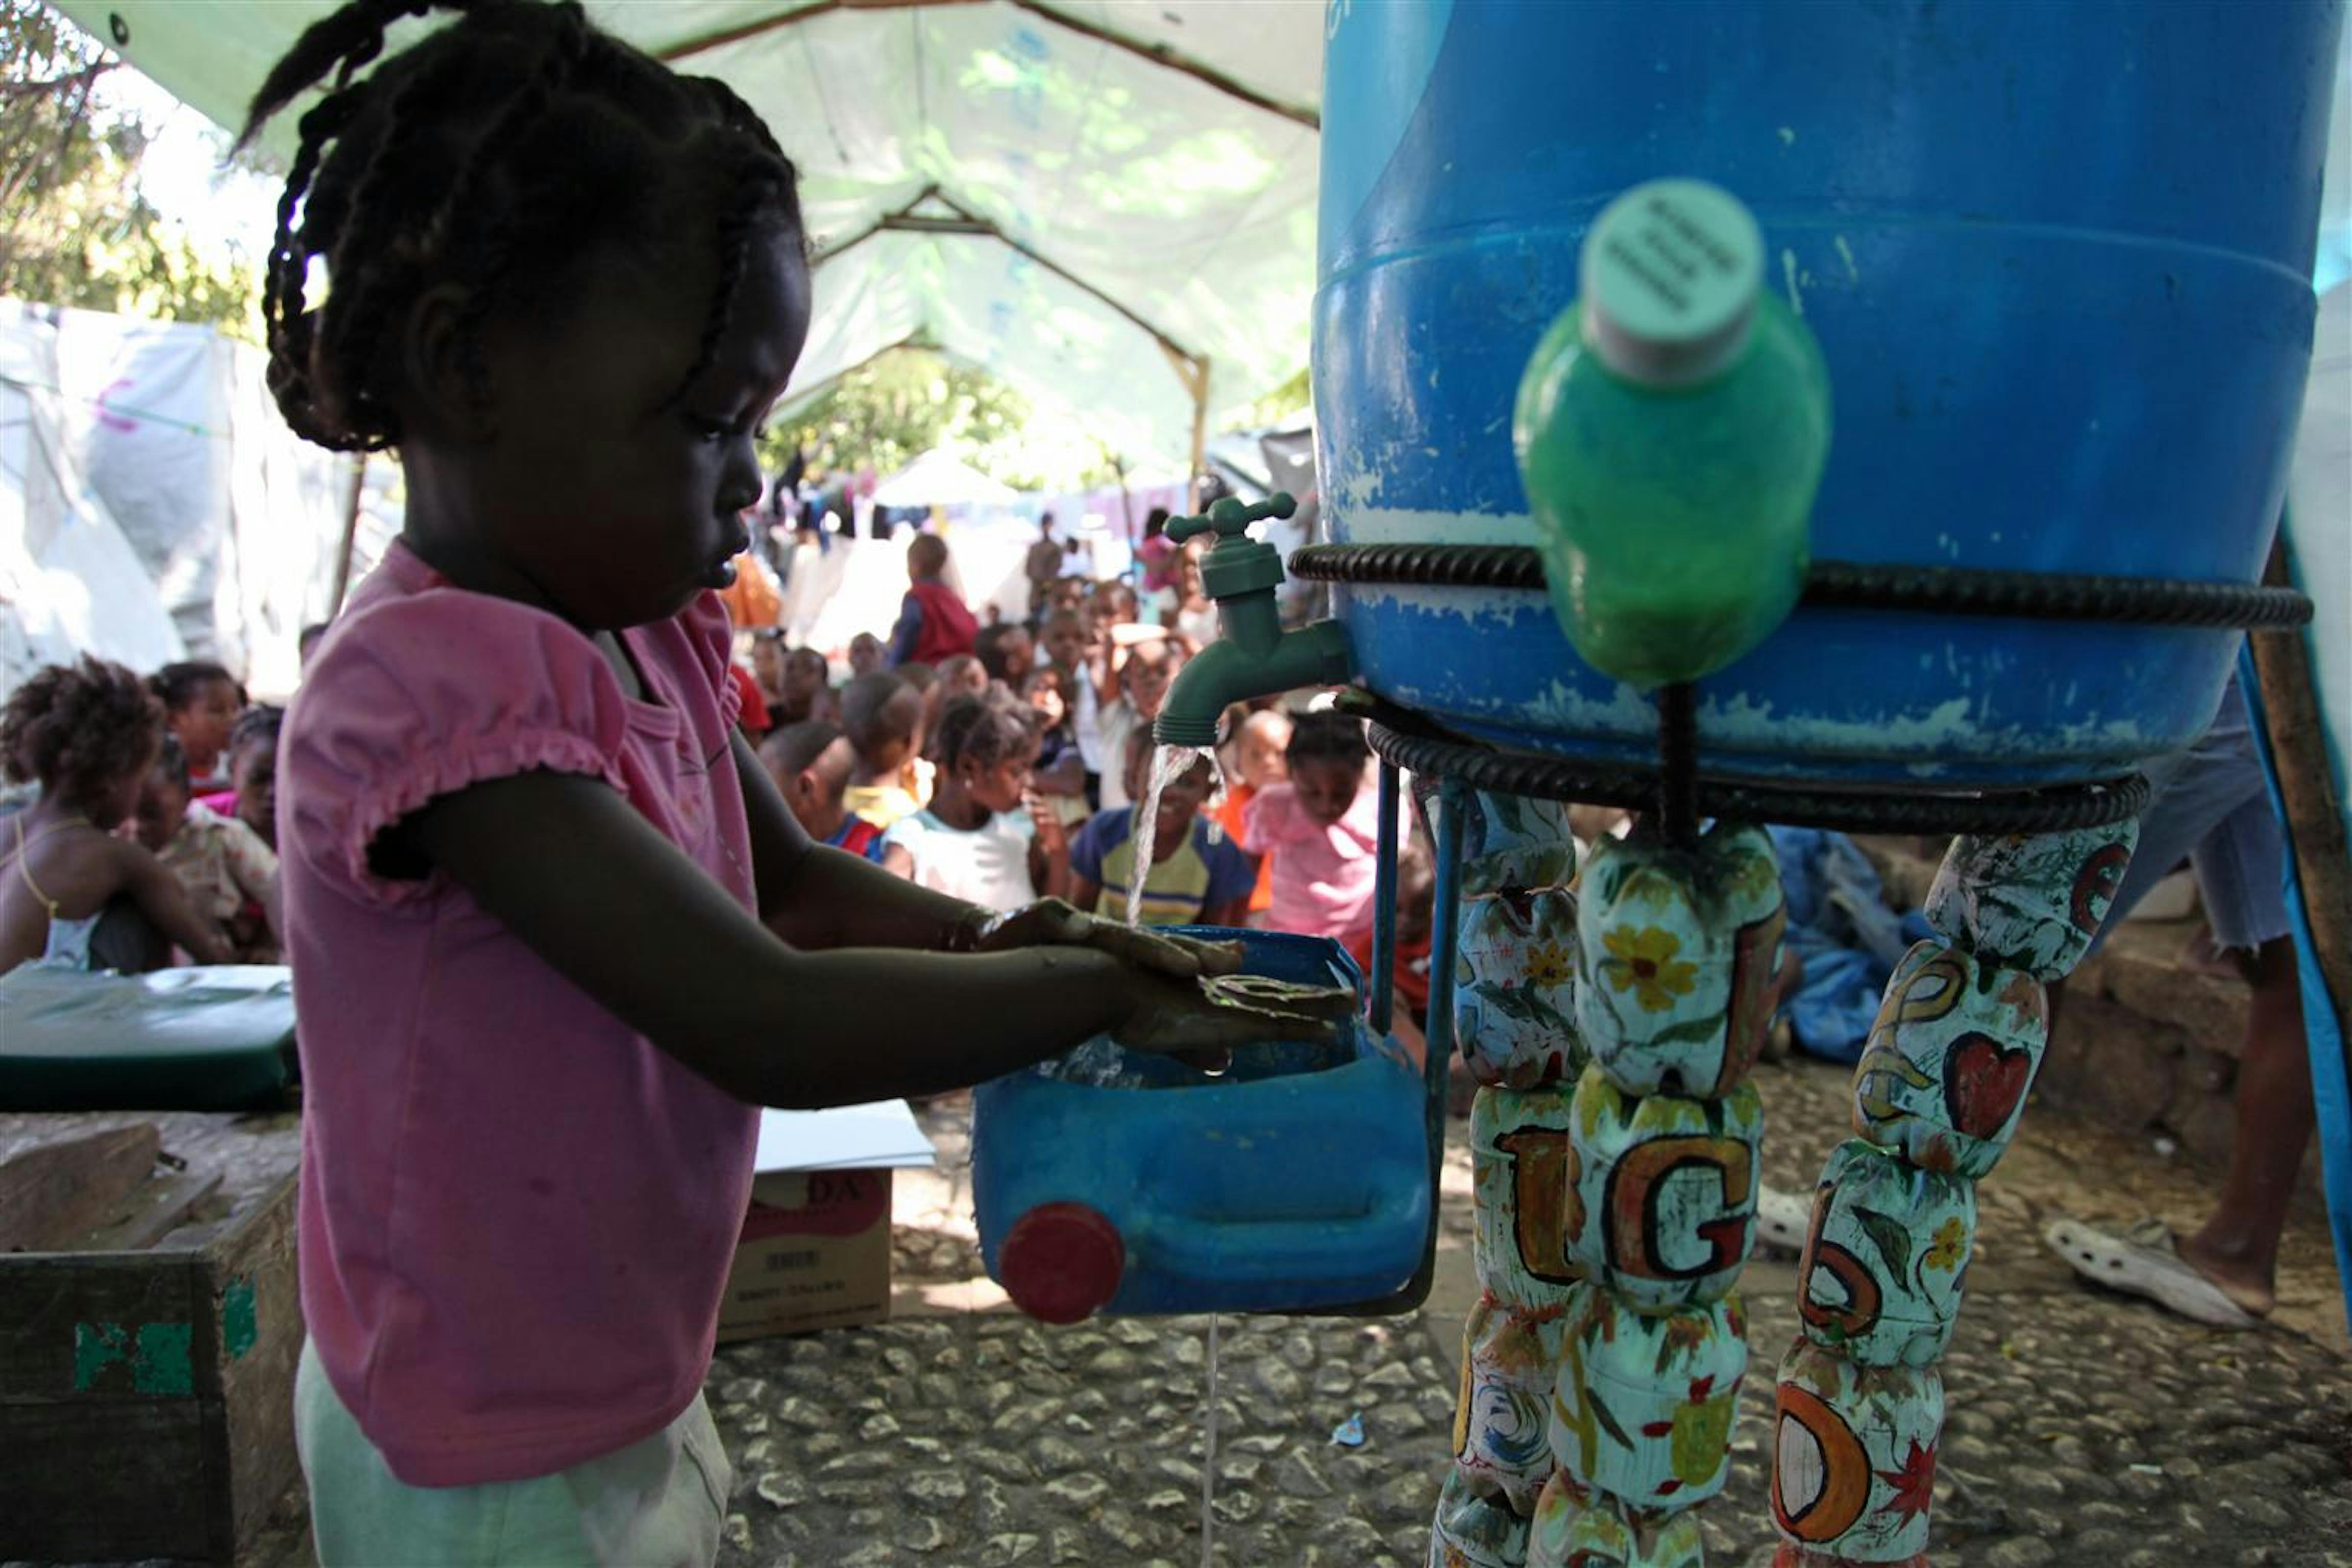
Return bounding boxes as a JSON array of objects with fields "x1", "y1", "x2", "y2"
[
  {"x1": 1315, "y1": 0, "x2": 2343, "y2": 785},
  {"x1": 971, "y1": 928, "x2": 1430, "y2": 1321}
]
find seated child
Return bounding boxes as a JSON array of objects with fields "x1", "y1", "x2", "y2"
[
  {"x1": 134, "y1": 736, "x2": 283, "y2": 963},
  {"x1": 1023, "y1": 666, "x2": 1091, "y2": 830},
  {"x1": 889, "y1": 533, "x2": 978, "y2": 667},
  {"x1": 1, "y1": 659, "x2": 232, "y2": 975},
  {"x1": 885, "y1": 695, "x2": 1065, "y2": 912},
  {"x1": 150, "y1": 659, "x2": 244, "y2": 790},
  {"x1": 776, "y1": 645, "x2": 836, "y2": 726},
  {"x1": 839, "y1": 671, "x2": 927, "y2": 830},
  {"x1": 1071, "y1": 729, "x2": 1254, "y2": 928},
  {"x1": 1096, "y1": 637, "x2": 1185, "y2": 811},
  {"x1": 757, "y1": 720, "x2": 888, "y2": 863},
  {"x1": 1242, "y1": 711, "x2": 1388, "y2": 946},
  {"x1": 1215, "y1": 706, "x2": 1292, "y2": 919},
  {"x1": 227, "y1": 706, "x2": 284, "y2": 852}
]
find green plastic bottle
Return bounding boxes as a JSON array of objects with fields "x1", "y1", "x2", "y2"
[{"x1": 1513, "y1": 179, "x2": 1831, "y2": 689}]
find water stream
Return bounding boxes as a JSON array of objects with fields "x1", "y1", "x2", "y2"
[
  {"x1": 1125, "y1": 743, "x2": 1223, "y2": 1567},
  {"x1": 1124, "y1": 743, "x2": 1211, "y2": 926}
]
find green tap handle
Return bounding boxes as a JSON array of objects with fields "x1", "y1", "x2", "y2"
[{"x1": 1165, "y1": 491, "x2": 1296, "y2": 546}]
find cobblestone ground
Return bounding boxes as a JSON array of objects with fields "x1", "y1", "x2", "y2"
[{"x1": 707, "y1": 1055, "x2": 2352, "y2": 1568}]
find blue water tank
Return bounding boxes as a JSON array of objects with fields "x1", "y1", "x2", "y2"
[{"x1": 1316, "y1": 0, "x2": 2342, "y2": 785}]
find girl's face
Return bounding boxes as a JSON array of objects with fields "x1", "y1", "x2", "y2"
[
  {"x1": 1176, "y1": 547, "x2": 1205, "y2": 603},
  {"x1": 171, "y1": 678, "x2": 240, "y2": 773},
  {"x1": 751, "y1": 636, "x2": 788, "y2": 695},
  {"x1": 232, "y1": 736, "x2": 279, "y2": 848},
  {"x1": 962, "y1": 752, "x2": 1031, "y2": 815},
  {"x1": 1292, "y1": 756, "x2": 1364, "y2": 826},
  {"x1": 1123, "y1": 651, "x2": 1179, "y2": 719},
  {"x1": 1042, "y1": 616, "x2": 1085, "y2": 671},
  {"x1": 1024, "y1": 670, "x2": 1067, "y2": 730},
  {"x1": 782, "y1": 648, "x2": 829, "y2": 712},
  {"x1": 944, "y1": 657, "x2": 988, "y2": 697},
  {"x1": 132, "y1": 765, "x2": 189, "y2": 853},
  {"x1": 997, "y1": 627, "x2": 1034, "y2": 681},
  {"x1": 1237, "y1": 723, "x2": 1290, "y2": 792},
  {"x1": 450, "y1": 226, "x2": 813, "y2": 630}
]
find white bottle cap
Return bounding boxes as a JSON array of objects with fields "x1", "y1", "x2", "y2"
[{"x1": 1581, "y1": 179, "x2": 1765, "y2": 389}]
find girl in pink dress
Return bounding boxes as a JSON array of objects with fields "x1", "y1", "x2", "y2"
[{"x1": 244, "y1": 5, "x2": 1308, "y2": 1560}]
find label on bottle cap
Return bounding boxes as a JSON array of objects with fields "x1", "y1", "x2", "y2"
[{"x1": 1582, "y1": 180, "x2": 1763, "y2": 387}]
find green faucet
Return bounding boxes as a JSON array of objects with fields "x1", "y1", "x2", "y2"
[{"x1": 1152, "y1": 492, "x2": 1356, "y2": 748}]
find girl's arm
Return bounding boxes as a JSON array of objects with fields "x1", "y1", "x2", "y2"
[
  {"x1": 223, "y1": 821, "x2": 284, "y2": 943},
  {"x1": 1069, "y1": 875, "x2": 1103, "y2": 914},
  {"x1": 113, "y1": 841, "x2": 235, "y2": 965},
  {"x1": 407, "y1": 769, "x2": 1293, "y2": 1107},
  {"x1": 1027, "y1": 800, "x2": 1070, "y2": 901}
]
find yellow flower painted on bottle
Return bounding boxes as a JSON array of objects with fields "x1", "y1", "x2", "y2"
[
  {"x1": 1600, "y1": 925, "x2": 1698, "y2": 1013},
  {"x1": 1525, "y1": 941, "x2": 1574, "y2": 988},
  {"x1": 1924, "y1": 1216, "x2": 1967, "y2": 1273}
]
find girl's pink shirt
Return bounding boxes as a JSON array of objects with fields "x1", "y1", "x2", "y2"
[
  {"x1": 281, "y1": 541, "x2": 757, "y2": 1487},
  {"x1": 1241, "y1": 779, "x2": 1388, "y2": 945}
]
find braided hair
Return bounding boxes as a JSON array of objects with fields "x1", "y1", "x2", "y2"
[
  {"x1": 238, "y1": 0, "x2": 804, "y2": 453},
  {"x1": 929, "y1": 694, "x2": 1037, "y2": 776}
]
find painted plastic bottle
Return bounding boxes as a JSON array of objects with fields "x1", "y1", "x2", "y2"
[{"x1": 1513, "y1": 179, "x2": 1831, "y2": 689}]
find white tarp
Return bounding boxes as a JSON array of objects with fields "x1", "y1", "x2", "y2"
[
  {"x1": 0, "y1": 302, "x2": 396, "y2": 699},
  {"x1": 58, "y1": 0, "x2": 1326, "y2": 470},
  {"x1": 0, "y1": 304, "x2": 184, "y2": 691}
]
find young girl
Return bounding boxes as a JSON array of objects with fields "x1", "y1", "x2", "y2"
[
  {"x1": 0, "y1": 659, "x2": 232, "y2": 975},
  {"x1": 238, "y1": 6, "x2": 1300, "y2": 1560},
  {"x1": 1215, "y1": 705, "x2": 1292, "y2": 920},
  {"x1": 150, "y1": 659, "x2": 244, "y2": 789},
  {"x1": 133, "y1": 736, "x2": 284, "y2": 964},
  {"x1": 226, "y1": 706, "x2": 284, "y2": 852},
  {"x1": 885, "y1": 695, "x2": 1067, "y2": 910},
  {"x1": 1241, "y1": 710, "x2": 1390, "y2": 946}
]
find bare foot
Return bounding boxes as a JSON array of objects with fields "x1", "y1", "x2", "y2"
[{"x1": 2176, "y1": 1231, "x2": 2277, "y2": 1319}]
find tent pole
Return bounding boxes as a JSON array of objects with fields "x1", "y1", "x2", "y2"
[
  {"x1": 328, "y1": 452, "x2": 367, "y2": 617},
  {"x1": 1187, "y1": 355, "x2": 1210, "y2": 513}
]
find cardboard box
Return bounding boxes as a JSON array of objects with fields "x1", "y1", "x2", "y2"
[{"x1": 715, "y1": 1102, "x2": 936, "y2": 1343}]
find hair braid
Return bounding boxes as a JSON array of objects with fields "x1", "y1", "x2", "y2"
[{"x1": 241, "y1": 0, "x2": 805, "y2": 455}]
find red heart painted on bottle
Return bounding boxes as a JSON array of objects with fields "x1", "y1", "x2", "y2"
[{"x1": 1941, "y1": 1032, "x2": 2032, "y2": 1140}]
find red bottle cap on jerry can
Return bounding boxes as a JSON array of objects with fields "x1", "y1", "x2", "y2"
[{"x1": 999, "y1": 1202, "x2": 1125, "y2": 1324}]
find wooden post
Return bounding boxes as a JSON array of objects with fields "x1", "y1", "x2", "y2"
[
  {"x1": 1156, "y1": 345, "x2": 1210, "y2": 513},
  {"x1": 2249, "y1": 536, "x2": 2352, "y2": 1065},
  {"x1": 327, "y1": 451, "x2": 368, "y2": 618}
]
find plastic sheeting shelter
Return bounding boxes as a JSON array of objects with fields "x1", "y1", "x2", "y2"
[
  {"x1": 0, "y1": 302, "x2": 397, "y2": 698},
  {"x1": 59, "y1": 1, "x2": 1326, "y2": 473}
]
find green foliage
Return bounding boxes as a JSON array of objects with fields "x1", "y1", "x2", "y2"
[
  {"x1": 762, "y1": 346, "x2": 1117, "y2": 494},
  {"x1": 1, "y1": 1, "x2": 257, "y2": 334}
]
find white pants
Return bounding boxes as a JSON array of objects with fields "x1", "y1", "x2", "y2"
[{"x1": 295, "y1": 1340, "x2": 732, "y2": 1567}]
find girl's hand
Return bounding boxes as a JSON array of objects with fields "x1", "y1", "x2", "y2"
[
  {"x1": 1025, "y1": 796, "x2": 1067, "y2": 860},
  {"x1": 956, "y1": 897, "x2": 1244, "y2": 981},
  {"x1": 1111, "y1": 969, "x2": 1346, "y2": 1062}
]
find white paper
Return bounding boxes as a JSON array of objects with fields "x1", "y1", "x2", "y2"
[{"x1": 753, "y1": 1100, "x2": 937, "y2": 1173}]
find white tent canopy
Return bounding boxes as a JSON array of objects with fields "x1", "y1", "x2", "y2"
[
  {"x1": 871, "y1": 447, "x2": 1018, "y2": 510},
  {"x1": 59, "y1": 0, "x2": 1326, "y2": 471}
]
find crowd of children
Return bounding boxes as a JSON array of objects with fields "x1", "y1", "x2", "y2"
[
  {"x1": 0, "y1": 648, "x2": 324, "y2": 976},
  {"x1": 725, "y1": 527, "x2": 1418, "y2": 955}
]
